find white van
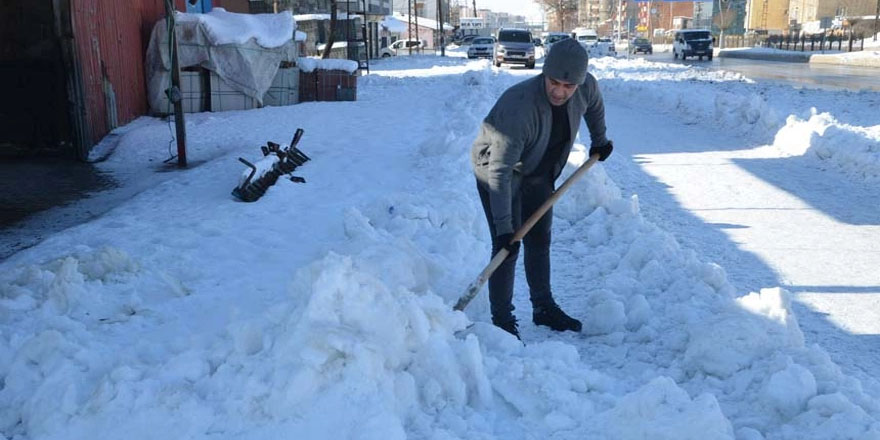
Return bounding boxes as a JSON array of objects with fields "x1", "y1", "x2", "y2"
[
  {"x1": 571, "y1": 28, "x2": 598, "y2": 48},
  {"x1": 672, "y1": 29, "x2": 713, "y2": 60},
  {"x1": 379, "y1": 39, "x2": 427, "y2": 57}
]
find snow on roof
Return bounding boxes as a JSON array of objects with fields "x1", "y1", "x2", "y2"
[
  {"x1": 380, "y1": 15, "x2": 408, "y2": 33},
  {"x1": 297, "y1": 57, "x2": 359, "y2": 73},
  {"x1": 294, "y1": 13, "x2": 357, "y2": 21},
  {"x1": 315, "y1": 41, "x2": 365, "y2": 50},
  {"x1": 175, "y1": 7, "x2": 294, "y2": 48}
]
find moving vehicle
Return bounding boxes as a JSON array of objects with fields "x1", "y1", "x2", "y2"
[
  {"x1": 543, "y1": 32, "x2": 570, "y2": 53},
  {"x1": 467, "y1": 37, "x2": 495, "y2": 59},
  {"x1": 592, "y1": 37, "x2": 617, "y2": 57},
  {"x1": 457, "y1": 34, "x2": 477, "y2": 46},
  {"x1": 379, "y1": 39, "x2": 427, "y2": 57},
  {"x1": 630, "y1": 37, "x2": 653, "y2": 54},
  {"x1": 494, "y1": 28, "x2": 536, "y2": 69},
  {"x1": 572, "y1": 28, "x2": 599, "y2": 48},
  {"x1": 672, "y1": 29, "x2": 713, "y2": 60}
]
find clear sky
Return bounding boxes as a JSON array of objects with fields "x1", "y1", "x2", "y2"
[{"x1": 468, "y1": 0, "x2": 544, "y2": 21}]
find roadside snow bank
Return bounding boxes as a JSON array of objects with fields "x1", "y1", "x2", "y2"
[
  {"x1": 773, "y1": 109, "x2": 880, "y2": 181},
  {"x1": 593, "y1": 57, "x2": 879, "y2": 183},
  {"x1": 591, "y1": 57, "x2": 781, "y2": 142}
]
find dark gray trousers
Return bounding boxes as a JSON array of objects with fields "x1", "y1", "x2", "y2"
[{"x1": 476, "y1": 174, "x2": 554, "y2": 325}]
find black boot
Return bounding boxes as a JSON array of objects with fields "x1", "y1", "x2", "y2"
[
  {"x1": 493, "y1": 318, "x2": 521, "y2": 340},
  {"x1": 533, "y1": 304, "x2": 582, "y2": 332}
]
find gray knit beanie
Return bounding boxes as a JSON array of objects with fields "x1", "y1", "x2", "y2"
[{"x1": 542, "y1": 38, "x2": 588, "y2": 84}]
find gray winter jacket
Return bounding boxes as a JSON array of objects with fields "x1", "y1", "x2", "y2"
[{"x1": 471, "y1": 72, "x2": 609, "y2": 235}]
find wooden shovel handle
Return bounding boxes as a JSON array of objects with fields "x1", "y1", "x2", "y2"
[{"x1": 453, "y1": 154, "x2": 601, "y2": 311}]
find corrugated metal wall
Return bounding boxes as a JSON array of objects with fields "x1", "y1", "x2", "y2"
[{"x1": 69, "y1": 0, "x2": 226, "y2": 151}]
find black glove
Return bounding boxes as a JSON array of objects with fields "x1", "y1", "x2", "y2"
[
  {"x1": 589, "y1": 140, "x2": 613, "y2": 161},
  {"x1": 495, "y1": 233, "x2": 520, "y2": 255}
]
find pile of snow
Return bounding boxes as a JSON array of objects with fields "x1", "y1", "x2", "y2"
[
  {"x1": 591, "y1": 57, "x2": 782, "y2": 142},
  {"x1": 1, "y1": 54, "x2": 879, "y2": 439},
  {"x1": 297, "y1": 57, "x2": 359, "y2": 73},
  {"x1": 591, "y1": 56, "x2": 879, "y2": 183},
  {"x1": 176, "y1": 8, "x2": 295, "y2": 48},
  {"x1": 772, "y1": 109, "x2": 880, "y2": 181}
]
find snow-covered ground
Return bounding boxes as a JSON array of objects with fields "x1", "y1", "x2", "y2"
[{"x1": 1, "y1": 49, "x2": 879, "y2": 439}]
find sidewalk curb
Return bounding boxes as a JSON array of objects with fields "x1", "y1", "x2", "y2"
[
  {"x1": 718, "y1": 48, "x2": 880, "y2": 68},
  {"x1": 810, "y1": 52, "x2": 880, "y2": 68},
  {"x1": 717, "y1": 49, "x2": 811, "y2": 63}
]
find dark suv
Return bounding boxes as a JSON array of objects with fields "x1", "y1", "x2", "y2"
[
  {"x1": 630, "y1": 37, "x2": 653, "y2": 54},
  {"x1": 494, "y1": 28, "x2": 536, "y2": 69}
]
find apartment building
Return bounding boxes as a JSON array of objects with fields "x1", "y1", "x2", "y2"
[
  {"x1": 788, "y1": 0, "x2": 876, "y2": 24},
  {"x1": 744, "y1": 0, "x2": 789, "y2": 31},
  {"x1": 393, "y1": 0, "x2": 452, "y2": 22}
]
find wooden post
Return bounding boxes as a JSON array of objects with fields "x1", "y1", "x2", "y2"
[
  {"x1": 875, "y1": 0, "x2": 879, "y2": 41},
  {"x1": 165, "y1": 0, "x2": 187, "y2": 167}
]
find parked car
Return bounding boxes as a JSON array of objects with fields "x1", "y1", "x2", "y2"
[
  {"x1": 630, "y1": 37, "x2": 653, "y2": 54},
  {"x1": 543, "y1": 32, "x2": 570, "y2": 54},
  {"x1": 467, "y1": 37, "x2": 496, "y2": 59},
  {"x1": 494, "y1": 28, "x2": 536, "y2": 69},
  {"x1": 591, "y1": 37, "x2": 617, "y2": 57},
  {"x1": 457, "y1": 34, "x2": 477, "y2": 46},
  {"x1": 672, "y1": 29, "x2": 713, "y2": 60},
  {"x1": 379, "y1": 39, "x2": 427, "y2": 57}
]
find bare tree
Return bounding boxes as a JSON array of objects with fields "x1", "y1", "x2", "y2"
[
  {"x1": 322, "y1": 0, "x2": 338, "y2": 59},
  {"x1": 712, "y1": 0, "x2": 735, "y2": 48},
  {"x1": 450, "y1": 0, "x2": 462, "y2": 24},
  {"x1": 535, "y1": 0, "x2": 579, "y2": 31}
]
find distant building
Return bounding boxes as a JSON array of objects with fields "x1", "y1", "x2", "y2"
[
  {"x1": 640, "y1": 2, "x2": 700, "y2": 34},
  {"x1": 744, "y1": 0, "x2": 790, "y2": 31},
  {"x1": 788, "y1": 0, "x2": 876, "y2": 25},
  {"x1": 711, "y1": 0, "x2": 747, "y2": 34},
  {"x1": 393, "y1": 0, "x2": 451, "y2": 22}
]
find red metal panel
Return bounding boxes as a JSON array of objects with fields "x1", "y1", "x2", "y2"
[{"x1": 70, "y1": 0, "x2": 189, "y2": 150}]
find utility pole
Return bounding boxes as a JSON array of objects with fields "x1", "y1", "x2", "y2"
[
  {"x1": 408, "y1": 0, "x2": 414, "y2": 54},
  {"x1": 438, "y1": 0, "x2": 446, "y2": 56},
  {"x1": 164, "y1": 0, "x2": 187, "y2": 167},
  {"x1": 473, "y1": 0, "x2": 477, "y2": 17},
  {"x1": 874, "y1": 0, "x2": 878, "y2": 41},
  {"x1": 415, "y1": 1, "x2": 420, "y2": 51}
]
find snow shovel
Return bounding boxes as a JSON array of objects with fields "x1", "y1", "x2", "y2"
[{"x1": 453, "y1": 153, "x2": 601, "y2": 312}]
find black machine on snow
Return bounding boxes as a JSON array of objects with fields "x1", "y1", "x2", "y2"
[{"x1": 232, "y1": 128, "x2": 310, "y2": 202}]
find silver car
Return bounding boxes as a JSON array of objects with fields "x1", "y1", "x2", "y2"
[
  {"x1": 467, "y1": 37, "x2": 495, "y2": 59},
  {"x1": 494, "y1": 28, "x2": 536, "y2": 69}
]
